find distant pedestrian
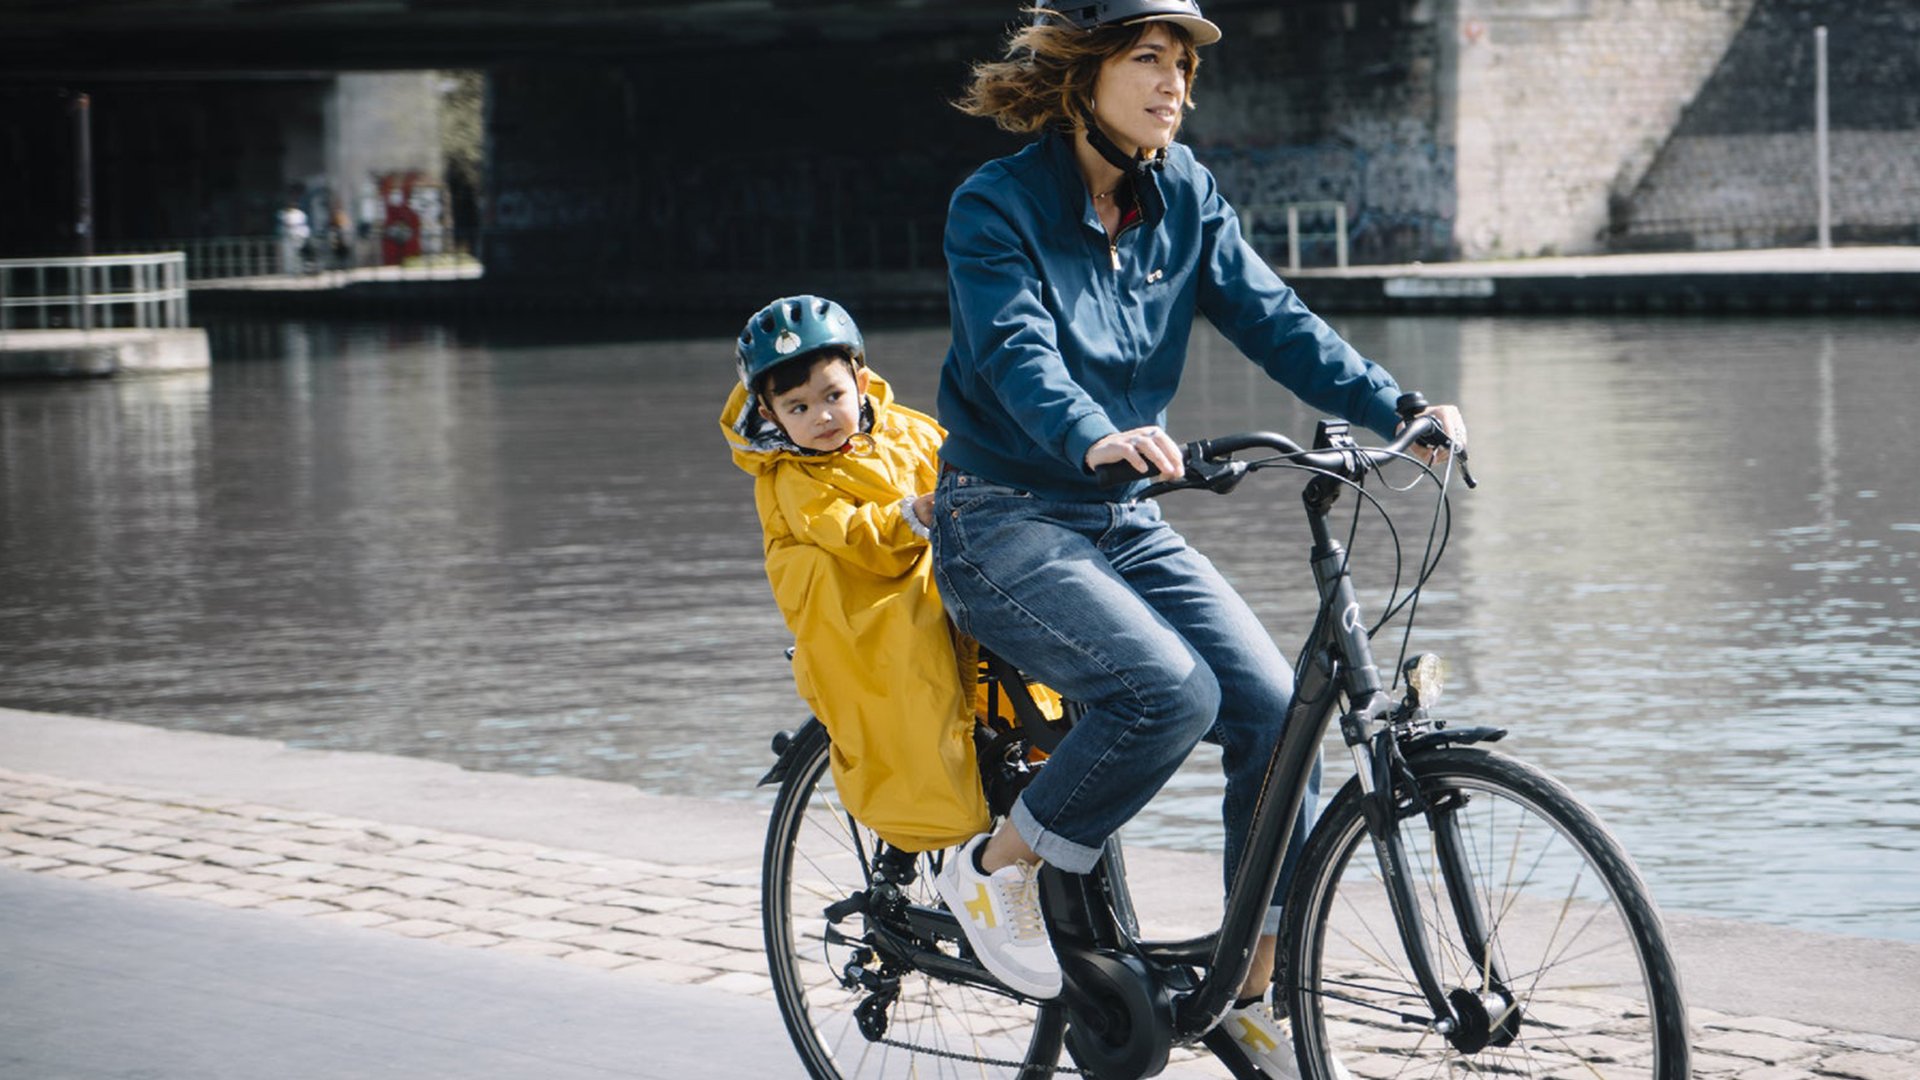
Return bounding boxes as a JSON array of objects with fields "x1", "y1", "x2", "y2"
[
  {"x1": 328, "y1": 204, "x2": 352, "y2": 270},
  {"x1": 277, "y1": 200, "x2": 311, "y2": 275}
]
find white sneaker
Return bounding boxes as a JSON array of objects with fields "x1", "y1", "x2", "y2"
[
  {"x1": 934, "y1": 833, "x2": 1062, "y2": 999},
  {"x1": 1221, "y1": 1001, "x2": 1353, "y2": 1080}
]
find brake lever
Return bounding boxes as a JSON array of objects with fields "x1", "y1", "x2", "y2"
[
  {"x1": 1410, "y1": 422, "x2": 1477, "y2": 490},
  {"x1": 1190, "y1": 457, "x2": 1249, "y2": 494}
]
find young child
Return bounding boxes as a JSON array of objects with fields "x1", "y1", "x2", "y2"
[{"x1": 719, "y1": 295, "x2": 990, "y2": 852}]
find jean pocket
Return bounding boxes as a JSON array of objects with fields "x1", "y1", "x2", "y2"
[{"x1": 944, "y1": 473, "x2": 1034, "y2": 512}]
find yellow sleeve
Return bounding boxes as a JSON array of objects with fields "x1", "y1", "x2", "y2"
[{"x1": 773, "y1": 466, "x2": 924, "y2": 579}]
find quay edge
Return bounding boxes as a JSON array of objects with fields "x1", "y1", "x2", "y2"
[
  {"x1": 0, "y1": 328, "x2": 211, "y2": 380},
  {"x1": 180, "y1": 248, "x2": 1920, "y2": 321}
]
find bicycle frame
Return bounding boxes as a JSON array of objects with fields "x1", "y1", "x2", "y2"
[
  {"x1": 762, "y1": 404, "x2": 1694, "y2": 1080},
  {"x1": 758, "y1": 410, "x2": 1500, "y2": 1077},
  {"x1": 1083, "y1": 418, "x2": 1490, "y2": 1046}
]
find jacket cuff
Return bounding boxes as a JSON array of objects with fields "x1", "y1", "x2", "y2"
[
  {"x1": 899, "y1": 496, "x2": 931, "y2": 540},
  {"x1": 1064, "y1": 412, "x2": 1119, "y2": 474},
  {"x1": 1364, "y1": 384, "x2": 1405, "y2": 441}
]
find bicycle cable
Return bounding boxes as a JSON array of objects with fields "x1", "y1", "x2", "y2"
[{"x1": 1380, "y1": 451, "x2": 1458, "y2": 691}]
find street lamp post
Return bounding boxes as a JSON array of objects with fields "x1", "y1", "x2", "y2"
[{"x1": 1814, "y1": 26, "x2": 1831, "y2": 251}]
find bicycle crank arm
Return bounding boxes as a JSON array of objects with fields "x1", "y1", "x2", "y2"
[{"x1": 864, "y1": 909, "x2": 1048, "y2": 1002}]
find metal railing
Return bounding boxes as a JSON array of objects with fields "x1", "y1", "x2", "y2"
[
  {"x1": 121, "y1": 236, "x2": 284, "y2": 281},
  {"x1": 0, "y1": 252, "x2": 189, "y2": 331},
  {"x1": 1246, "y1": 201, "x2": 1350, "y2": 271}
]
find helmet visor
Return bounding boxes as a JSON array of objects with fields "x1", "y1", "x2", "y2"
[{"x1": 1123, "y1": 12, "x2": 1221, "y2": 46}]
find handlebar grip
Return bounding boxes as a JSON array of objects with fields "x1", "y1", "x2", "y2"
[{"x1": 1093, "y1": 460, "x2": 1155, "y2": 487}]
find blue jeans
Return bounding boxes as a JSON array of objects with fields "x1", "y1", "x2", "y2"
[{"x1": 931, "y1": 468, "x2": 1320, "y2": 934}]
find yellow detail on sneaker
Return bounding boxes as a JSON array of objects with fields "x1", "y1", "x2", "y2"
[
  {"x1": 1233, "y1": 1015, "x2": 1279, "y2": 1053},
  {"x1": 966, "y1": 882, "x2": 997, "y2": 929}
]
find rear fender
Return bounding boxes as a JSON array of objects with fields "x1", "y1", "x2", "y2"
[{"x1": 758, "y1": 717, "x2": 827, "y2": 787}]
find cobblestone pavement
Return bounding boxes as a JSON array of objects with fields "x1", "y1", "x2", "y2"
[{"x1": 4, "y1": 765, "x2": 1916, "y2": 1080}]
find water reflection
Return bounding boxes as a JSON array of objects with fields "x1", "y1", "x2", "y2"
[{"x1": 1, "y1": 314, "x2": 1915, "y2": 940}]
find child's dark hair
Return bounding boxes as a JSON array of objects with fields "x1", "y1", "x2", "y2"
[{"x1": 753, "y1": 347, "x2": 857, "y2": 401}]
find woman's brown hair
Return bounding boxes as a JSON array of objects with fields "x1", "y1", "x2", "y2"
[{"x1": 953, "y1": 15, "x2": 1201, "y2": 135}]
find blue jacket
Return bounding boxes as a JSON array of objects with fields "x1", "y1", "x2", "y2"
[{"x1": 937, "y1": 134, "x2": 1404, "y2": 501}]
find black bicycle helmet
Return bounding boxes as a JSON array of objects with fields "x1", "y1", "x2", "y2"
[{"x1": 1033, "y1": 0, "x2": 1222, "y2": 46}]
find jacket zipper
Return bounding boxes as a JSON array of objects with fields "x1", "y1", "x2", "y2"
[{"x1": 1108, "y1": 217, "x2": 1141, "y2": 272}]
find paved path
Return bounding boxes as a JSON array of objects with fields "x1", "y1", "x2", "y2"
[
  {"x1": 3, "y1": 706, "x2": 1918, "y2": 1079},
  {"x1": 0, "y1": 869, "x2": 804, "y2": 1080}
]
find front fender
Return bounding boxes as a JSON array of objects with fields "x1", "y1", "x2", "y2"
[{"x1": 1403, "y1": 725, "x2": 1507, "y2": 756}]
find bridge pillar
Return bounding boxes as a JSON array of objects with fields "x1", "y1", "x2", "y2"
[{"x1": 1449, "y1": 0, "x2": 1755, "y2": 259}]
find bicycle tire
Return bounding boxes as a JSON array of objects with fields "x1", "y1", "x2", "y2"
[
  {"x1": 763, "y1": 725, "x2": 1067, "y2": 1079},
  {"x1": 1280, "y1": 747, "x2": 1689, "y2": 1080}
]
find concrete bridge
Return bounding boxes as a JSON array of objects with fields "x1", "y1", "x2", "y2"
[{"x1": 2, "y1": 0, "x2": 1914, "y2": 303}]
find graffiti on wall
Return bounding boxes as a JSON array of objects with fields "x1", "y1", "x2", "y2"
[{"x1": 1197, "y1": 132, "x2": 1456, "y2": 265}]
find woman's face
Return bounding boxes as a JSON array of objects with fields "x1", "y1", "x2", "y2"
[{"x1": 1088, "y1": 24, "x2": 1193, "y2": 156}]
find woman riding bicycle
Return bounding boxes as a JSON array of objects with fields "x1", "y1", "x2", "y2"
[{"x1": 928, "y1": 0, "x2": 1465, "y2": 1067}]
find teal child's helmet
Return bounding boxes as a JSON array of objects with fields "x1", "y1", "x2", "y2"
[
  {"x1": 1033, "y1": 0, "x2": 1222, "y2": 46},
  {"x1": 736, "y1": 295, "x2": 865, "y2": 390}
]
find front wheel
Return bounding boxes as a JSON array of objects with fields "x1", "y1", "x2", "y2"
[
  {"x1": 762, "y1": 723, "x2": 1066, "y2": 1079},
  {"x1": 1281, "y1": 747, "x2": 1689, "y2": 1080}
]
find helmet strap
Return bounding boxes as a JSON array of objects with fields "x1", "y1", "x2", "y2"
[{"x1": 1077, "y1": 103, "x2": 1168, "y2": 224}]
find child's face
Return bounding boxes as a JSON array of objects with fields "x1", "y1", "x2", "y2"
[{"x1": 758, "y1": 358, "x2": 870, "y2": 453}]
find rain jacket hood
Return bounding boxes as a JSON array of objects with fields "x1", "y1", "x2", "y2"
[{"x1": 721, "y1": 370, "x2": 989, "y2": 851}]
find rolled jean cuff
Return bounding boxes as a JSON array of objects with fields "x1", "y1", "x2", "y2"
[
  {"x1": 1262, "y1": 905, "x2": 1282, "y2": 937},
  {"x1": 1011, "y1": 797, "x2": 1103, "y2": 874}
]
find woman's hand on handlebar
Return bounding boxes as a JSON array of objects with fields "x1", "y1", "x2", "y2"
[
  {"x1": 1400, "y1": 404, "x2": 1467, "y2": 466},
  {"x1": 1087, "y1": 426, "x2": 1184, "y2": 483}
]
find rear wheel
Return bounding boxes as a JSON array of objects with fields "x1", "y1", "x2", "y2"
[
  {"x1": 762, "y1": 724, "x2": 1066, "y2": 1079},
  {"x1": 1282, "y1": 747, "x2": 1689, "y2": 1080}
]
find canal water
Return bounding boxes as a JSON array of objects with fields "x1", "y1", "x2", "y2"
[{"x1": 2, "y1": 313, "x2": 1916, "y2": 941}]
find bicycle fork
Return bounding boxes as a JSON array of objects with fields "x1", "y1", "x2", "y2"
[{"x1": 1306, "y1": 485, "x2": 1514, "y2": 1051}]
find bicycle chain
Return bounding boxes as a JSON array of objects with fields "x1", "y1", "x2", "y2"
[{"x1": 868, "y1": 1034, "x2": 1088, "y2": 1075}]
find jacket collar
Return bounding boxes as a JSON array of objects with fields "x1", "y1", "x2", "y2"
[{"x1": 1043, "y1": 132, "x2": 1168, "y2": 234}]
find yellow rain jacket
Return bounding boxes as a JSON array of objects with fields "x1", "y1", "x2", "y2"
[{"x1": 721, "y1": 370, "x2": 990, "y2": 851}]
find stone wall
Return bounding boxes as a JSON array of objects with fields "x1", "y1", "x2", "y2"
[
  {"x1": 1451, "y1": 0, "x2": 1753, "y2": 259},
  {"x1": 481, "y1": 6, "x2": 1465, "y2": 279},
  {"x1": 1615, "y1": 0, "x2": 1920, "y2": 250},
  {"x1": 483, "y1": 0, "x2": 1901, "y2": 284},
  {"x1": 1182, "y1": 1, "x2": 1457, "y2": 266}
]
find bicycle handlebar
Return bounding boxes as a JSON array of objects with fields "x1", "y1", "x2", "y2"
[{"x1": 1093, "y1": 402, "x2": 1469, "y2": 497}]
